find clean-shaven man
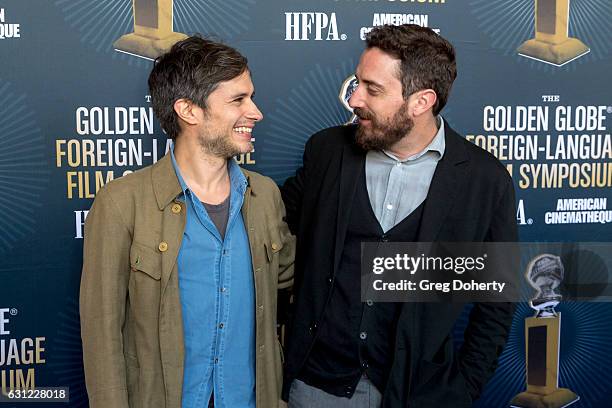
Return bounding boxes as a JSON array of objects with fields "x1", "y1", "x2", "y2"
[
  {"x1": 282, "y1": 24, "x2": 517, "y2": 408},
  {"x1": 80, "y1": 36, "x2": 294, "y2": 408}
]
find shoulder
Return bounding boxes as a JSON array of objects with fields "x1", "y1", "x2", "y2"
[
  {"x1": 306, "y1": 124, "x2": 357, "y2": 152},
  {"x1": 242, "y1": 169, "x2": 281, "y2": 199},
  {"x1": 447, "y1": 126, "x2": 512, "y2": 186},
  {"x1": 94, "y1": 163, "x2": 154, "y2": 204},
  {"x1": 241, "y1": 169, "x2": 287, "y2": 217},
  {"x1": 243, "y1": 169, "x2": 278, "y2": 190}
]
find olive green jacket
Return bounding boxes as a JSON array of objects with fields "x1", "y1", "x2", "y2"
[{"x1": 80, "y1": 154, "x2": 294, "y2": 408}]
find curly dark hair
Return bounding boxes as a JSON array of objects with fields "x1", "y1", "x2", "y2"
[
  {"x1": 366, "y1": 24, "x2": 457, "y2": 115},
  {"x1": 148, "y1": 35, "x2": 248, "y2": 140}
]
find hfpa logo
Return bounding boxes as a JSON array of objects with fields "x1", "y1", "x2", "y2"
[{"x1": 285, "y1": 12, "x2": 347, "y2": 41}]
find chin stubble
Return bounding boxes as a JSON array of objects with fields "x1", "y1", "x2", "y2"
[{"x1": 198, "y1": 132, "x2": 244, "y2": 159}]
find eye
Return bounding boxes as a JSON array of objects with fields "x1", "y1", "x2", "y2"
[{"x1": 367, "y1": 87, "x2": 381, "y2": 96}]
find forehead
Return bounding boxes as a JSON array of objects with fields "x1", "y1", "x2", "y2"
[
  {"x1": 356, "y1": 47, "x2": 401, "y2": 87},
  {"x1": 210, "y1": 70, "x2": 253, "y2": 96}
]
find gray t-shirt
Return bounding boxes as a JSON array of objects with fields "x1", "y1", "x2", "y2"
[{"x1": 203, "y1": 194, "x2": 230, "y2": 240}]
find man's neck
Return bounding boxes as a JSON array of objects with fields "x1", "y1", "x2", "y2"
[
  {"x1": 386, "y1": 115, "x2": 440, "y2": 161},
  {"x1": 173, "y1": 138, "x2": 231, "y2": 204}
]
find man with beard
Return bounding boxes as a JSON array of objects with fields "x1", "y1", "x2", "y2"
[
  {"x1": 80, "y1": 36, "x2": 294, "y2": 408},
  {"x1": 281, "y1": 25, "x2": 517, "y2": 407}
]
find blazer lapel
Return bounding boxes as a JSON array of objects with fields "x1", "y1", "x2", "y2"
[
  {"x1": 417, "y1": 124, "x2": 469, "y2": 241},
  {"x1": 333, "y1": 142, "x2": 365, "y2": 274}
]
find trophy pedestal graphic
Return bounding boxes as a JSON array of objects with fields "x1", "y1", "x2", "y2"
[
  {"x1": 510, "y1": 255, "x2": 579, "y2": 408},
  {"x1": 518, "y1": 0, "x2": 589, "y2": 66},
  {"x1": 114, "y1": 32, "x2": 188, "y2": 60},
  {"x1": 114, "y1": 0, "x2": 188, "y2": 60},
  {"x1": 510, "y1": 315, "x2": 579, "y2": 408}
]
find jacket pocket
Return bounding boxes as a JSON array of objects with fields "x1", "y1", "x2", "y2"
[
  {"x1": 129, "y1": 242, "x2": 162, "y2": 280},
  {"x1": 264, "y1": 230, "x2": 284, "y2": 263}
]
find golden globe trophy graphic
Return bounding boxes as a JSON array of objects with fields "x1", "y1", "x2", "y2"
[
  {"x1": 114, "y1": 0, "x2": 188, "y2": 60},
  {"x1": 510, "y1": 254, "x2": 579, "y2": 408},
  {"x1": 518, "y1": 0, "x2": 589, "y2": 66},
  {"x1": 339, "y1": 75, "x2": 359, "y2": 125}
]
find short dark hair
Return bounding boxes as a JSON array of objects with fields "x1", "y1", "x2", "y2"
[
  {"x1": 365, "y1": 24, "x2": 457, "y2": 115},
  {"x1": 148, "y1": 35, "x2": 248, "y2": 140}
]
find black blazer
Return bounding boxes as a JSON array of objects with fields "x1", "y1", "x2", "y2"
[{"x1": 281, "y1": 122, "x2": 518, "y2": 407}]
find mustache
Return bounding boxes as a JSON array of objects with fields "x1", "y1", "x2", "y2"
[{"x1": 353, "y1": 108, "x2": 374, "y2": 121}]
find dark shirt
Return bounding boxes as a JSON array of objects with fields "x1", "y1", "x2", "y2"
[{"x1": 203, "y1": 195, "x2": 230, "y2": 240}]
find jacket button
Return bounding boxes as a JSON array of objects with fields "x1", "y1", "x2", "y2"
[
  {"x1": 271, "y1": 242, "x2": 279, "y2": 251},
  {"x1": 158, "y1": 242, "x2": 168, "y2": 252},
  {"x1": 171, "y1": 203, "x2": 182, "y2": 214},
  {"x1": 309, "y1": 323, "x2": 318, "y2": 333}
]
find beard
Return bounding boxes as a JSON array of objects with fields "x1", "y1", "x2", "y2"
[
  {"x1": 197, "y1": 128, "x2": 249, "y2": 159},
  {"x1": 354, "y1": 103, "x2": 414, "y2": 151}
]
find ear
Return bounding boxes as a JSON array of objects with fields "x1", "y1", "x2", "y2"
[
  {"x1": 173, "y1": 98, "x2": 201, "y2": 126},
  {"x1": 410, "y1": 89, "x2": 437, "y2": 117}
]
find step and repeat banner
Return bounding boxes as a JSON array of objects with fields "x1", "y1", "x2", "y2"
[{"x1": 1, "y1": 0, "x2": 611, "y2": 406}]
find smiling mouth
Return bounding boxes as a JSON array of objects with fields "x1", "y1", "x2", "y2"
[{"x1": 233, "y1": 126, "x2": 253, "y2": 135}]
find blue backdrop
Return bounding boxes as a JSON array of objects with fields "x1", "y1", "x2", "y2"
[{"x1": 1, "y1": 0, "x2": 611, "y2": 406}]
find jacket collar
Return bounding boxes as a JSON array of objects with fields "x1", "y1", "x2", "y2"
[
  {"x1": 152, "y1": 153, "x2": 254, "y2": 210},
  {"x1": 416, "y1": 120, "x2": 469, "y2": 241}
]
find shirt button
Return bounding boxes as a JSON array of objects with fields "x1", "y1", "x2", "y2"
[
  {"x1": 171, "y1": 203, "x2": 182, "y2": 214},
  {"x1": 359, "y1": 332, "x2": 367, "y2": 340},
  {"x1": 366, "y1": 299, "x2": 373, "y2": 306},
  {"x1": 158, "y1": 242, "x2": 168, "y2": 252},
  {"x1": 219, "y1": 323, "x2": 224, "y2": 329},
  {"x1": 396, "y1": 162, "x2": 402, "y2": 167},
  {"x1": 271, "y1": 242, "x2": 280, "y2": 251},
  {"x1": 386, "y1": 204, "x2": 393, "y2": 210},
  {"x1": 220, "y1": 287, "x2": 227, "y2": 292},
  {"x1": 214, "y1": 358, "x2": 219, "y2": 364}
]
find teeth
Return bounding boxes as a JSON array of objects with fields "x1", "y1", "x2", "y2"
[{"x1": 233, "y1": 127, "x2": 252, "y2": 133}]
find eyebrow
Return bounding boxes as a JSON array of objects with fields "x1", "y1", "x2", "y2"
[
  {"x1": 228, "y1": 90, "x2": 255, "y2": 100},
  {"x1": 355, "y1": 74, "x2": 384, "y2": 89}
]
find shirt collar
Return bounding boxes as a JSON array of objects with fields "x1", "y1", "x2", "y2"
[
  {"x1": 170, "y1": 145, "x2": 248, "y2": 198},
  {"x1": 382, "y1": 116, "x2": 446, "y2": 162}
]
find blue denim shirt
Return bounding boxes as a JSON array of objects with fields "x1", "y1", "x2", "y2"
[{"x1": 171, "y1": 149, "x2": 256, "y2": 408}]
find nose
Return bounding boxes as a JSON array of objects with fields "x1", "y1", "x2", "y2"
[
  {"x1": 348, "y1": 84, "x2": 365, "y2": 110},
  {"x1": 247, "y1": 99, "x2": 263, "y2": 122}
]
